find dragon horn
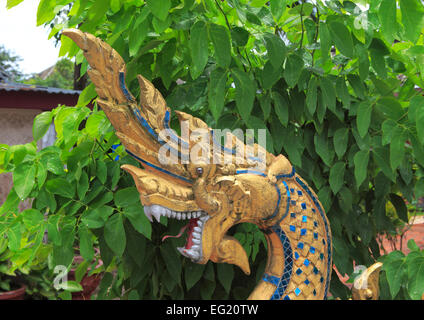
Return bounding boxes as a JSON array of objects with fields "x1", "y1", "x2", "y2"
[{"x1": 62, "y1": 29, "x2": 191, "y2": 183}]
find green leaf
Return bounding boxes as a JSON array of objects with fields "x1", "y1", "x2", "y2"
[
  {"x1": 231, "y1": 27, "x2": 249, "y2": 47},
  {"x1": 96, "y1": 161, "x2": 107, "y2": 185},
  {"x1": 411, "y1": 96, "x2": 424, "y2": 145},
  {"x1": 333, "y1": 128, "x2": 349, "y2": 159},
  {"x1": 208, "y1": 68, "x2": 227, "y2": 121},
  {"x1": 263, "y1": 33, "x2": 286, "y2": 69},
  {"x1": 13, "y1": 161, "x2": 36, "y2": 199},
  {"x1": 353, "y1": 150, "x2": 369, "y2": 187},
  {"x1": 46, "y1": 178, "x2": 75, "y2": 199},
  {"x1": 22, "y1": 209, "x2": 44, "y2": 228},
  {"x1": 36, "y1": 0, "x2": 56, "y2": 26},
  {"x1": 306, "y1": 77, "x2": 317, "y2": 114},
  {"x1": 160, "y1": 243, "x2": 182, "y2": 281},
  {"x1": 114, "y1": 187, "x2": 140, "y2": 208},
  {"x1": 407, "y1": 256, "x2": 424, "y2": 299},
  {"x1": 390, "y1": 127, "x2": 406, "y2": 170},
  {"x1": 146, "y1": 0, "x2": 171, "y2": 21},
  {"x1": 382, "y1": 250, "x2": 406, "y2": 298},
  {"x1": 356, "y1": 101, "x2": 372, "y2": 138},
  {"x1": 319, "y1": 22, "x2": 331, "y2": 60},
  {"x1": 81, "y1": 207, "x2": 106, "y2": 229},
  {"x1": 77, "y1": 83, "x2": 97, "y2": 107},
  {"x1": 232, "y1": 69, "x2": 255, "y2": 122},
  {"x1": 123, "y1": 205, "x2": 152, "y2": 239},
  {"x1": 378, "y1": 0, "x2": 397, "y2": 44},
  {"x1": 381, "y1": 119, "x2": 397, "y2": 146},
  {"x1": 217, "y1": 263, "x2": 234, "y2": 294},
  {"x1": 272, "y1": 91, "x2": 289, "y2": 126},
  {"x1": 399, "y1": 0, "x2": 424, "y2": 43},
  {"x1": 56, "y1": 281, "x2": 83, "y2": 293},
  {"x1": 270, "y1": 0, "x2": 286, "y2": 21},
  {"x1": 129, "y1": 16, "x2": 149, "y2": 57},
  {"x1": 329, "y1": 162, "x2": 345, "y2": 194},
  {"x1": 388, "y1": 193, "x2": 408, "y2": 222},
  {"x1": 335, "y1": 77, "x2": 350, "y2": 108},
  {"x1": 189, "y1": 21, "x2": 209, "y2": 79},
  {"x1": 320, "y1": 77, "x2": 336, "y2": 112},
  {"x1": 77, "y1": 171, "x2": 89, "y2": 200},
  {"x1": 104, "y1": 214, "x2": 126, "y2": 256},
  {"x1": 6, "y1": 0, "x2": 24, "y2": 9},
  {"x1": 314, "y1": 131, "x2": 334, "y2": 167},
  {"x1": 328, "y1": 21, "x2": 354, "y2": 58},
  {"x1": 37, "y1": 161, "x2": 47, "y2": 189},
  {"x1": 209, "y1": 23, "x2": 231, "y2": 69},
  {"x1": 78, "y1": 225, "x2": 94, "y2": 262},
  {"x1": 261, "y1": 61, "x2": 281, "y2": 90},
  {"x1": 184, "y1": 262, "x2": 205, "y2": 291},
  {"x1": 7, "y1": 222, "x2": 21, "y2": 251},
  {"x1": 283, "y1": 53, "x2": 304, "y2": 87},
  {"x1": 33, "y1": 111, "x2": 53, "y2": 141}
]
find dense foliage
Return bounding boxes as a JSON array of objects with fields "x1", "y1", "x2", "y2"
[{"x1": 1, "y1": 0, "x2": 424, "y2": 299}]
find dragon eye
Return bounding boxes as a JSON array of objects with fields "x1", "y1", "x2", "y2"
[{"x1": 196, "y1": 167, "x2": 204, "y2": 176}]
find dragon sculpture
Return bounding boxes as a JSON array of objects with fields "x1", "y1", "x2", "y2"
[{"x1": 63, "y1": 29, "x2": 379, "y2": 300}]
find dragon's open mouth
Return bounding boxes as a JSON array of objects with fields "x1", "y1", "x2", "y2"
[{"x1": 143, "y1": 205, "x2": 209, "y2": 262}]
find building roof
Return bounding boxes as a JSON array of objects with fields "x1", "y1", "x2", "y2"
[
  {"x1": 0, "y1": 80, "x2": 81, "y2": 110},
  {"x1": 0, "y1": 80, "x2": 80, "y2": 95}
]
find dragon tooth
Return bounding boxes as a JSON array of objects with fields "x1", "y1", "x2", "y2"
[
  {"x1": 143, "y1": 206, "x2": 153, "y2": 222},
  {"x1": 187, "y1": 212, "x2": 191, "y2": 219},
  {"x1": 192, "y1": 232, "x2": 201, "y2": 239},
  {"x1": 182, "y1": 213, "x2": 186, "y2": 220},
  {"x1": 192, "y1": 238, "x2": 201, "y2": 244},
  {"x1": 177, "y1": 247, "x2": 188, "y2": 258},
  {"x1": 191, "y1": 245, "x2": 200, "y2": 251},
  {"x1": 177, "y1": 212, "x2": 181, "y2": 220},
  {"x1": 171, "y1": 211, "x2": 176, "y2": 218},
  {"x1": 194, "y1": 227, "x2": 202, "y2": 233},
  {"x1": 197, "y1": 220, "x2": 203, "y2": 227},
  {"x1": 151, "y1": 205, "x2": 162, "y2": 222}
]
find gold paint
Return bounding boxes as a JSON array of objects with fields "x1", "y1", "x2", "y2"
[
  {"x1": 351, "y1": 262, "x2": 383, "y2": 300},
  {"x1": 63, "y1": 29, "x2": 337, "y2": 300}
]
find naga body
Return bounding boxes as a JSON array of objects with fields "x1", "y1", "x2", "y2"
[{"x1": 64, "y1": 29, "x2": 333, "y2": 300}]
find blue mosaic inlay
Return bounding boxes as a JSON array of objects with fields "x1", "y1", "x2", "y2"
[
  {"x1": 283, "y1": 295, "x2": 290, "y2": 300},
  {"x1": 265, "y1": 225, "x2": 293, "y2": 300},
  {"x1": 294, "y1": 252, "x2": 299, "y2": 260},
  {"x1": 291, "y1": 212, "x2": 296, "y2": 218},
  {"x1": 310, "y1": 246, "x2": 316, "y2": 254},
  {"x1": 295, "y1": 177, "x2": 332, "y2": 299},
  {"x1": 289, "y1": 225, "x2": 296, "y2": 232},
  {"x1": 276, "y1": 167, "x2": 296, "y2": 179},
  {"x1": 297, "y1": 190, "x2": 303, "y2": 196},
  {"x1": 296, "y1": 268, "x2": 303, "y2": 275},
  {"x1": 300, "y1": 228, "x2": 307, "y2": 236},
  {"x1": 297, "y1": 242, "x2": 304, "y2": 249},
  {"x1": 314, "y1": 232, "x2": 318, "y2": 239},
  {"x1": 314, "y1": 221, "x2": 318, "y2": 227},
  {"x1": 294, "y1": 288, "x2": 301, "y2": 296},
  {"x1": 313, "y1": 267, "x2": 319, "y2": 275},
  {"x1": 302, "y1": 215, "x2": 307, "y2": 223},
  {"x1": 304, "y1": 259, "x2": 310, "y2": 267},
  {"x1": 301, "y1": 203, "x2": 307, "y2": 210},
  {"x1": 291, "y1": 200, "x2": 297, "y2": 206},
  {"x1": 304, "y1": 279, "x2": 310, "y2": 285}
]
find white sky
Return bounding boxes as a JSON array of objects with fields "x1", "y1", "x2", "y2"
[{"x1": 0, "y1": 1, "x2": 60, "y2": 75}]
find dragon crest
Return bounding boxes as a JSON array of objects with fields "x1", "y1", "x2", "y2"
[{"x1": 64, "y1": 29, "x2": 333, "y2": 300}]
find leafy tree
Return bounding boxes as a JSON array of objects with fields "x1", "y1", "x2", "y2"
[
  {"x1": 0, "y1": 45, "x2": 23, "y2": 81},
  {"x1": 1, "y1": 0, "x2": 424, "y2": 300},
  {"x1": 24, "y1": 58, "x2": 75, "y2": 89}
]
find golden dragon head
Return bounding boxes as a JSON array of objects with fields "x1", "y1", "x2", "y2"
[{"x1": 63, "y1": 29, "x2": 297, "y2": 276}]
